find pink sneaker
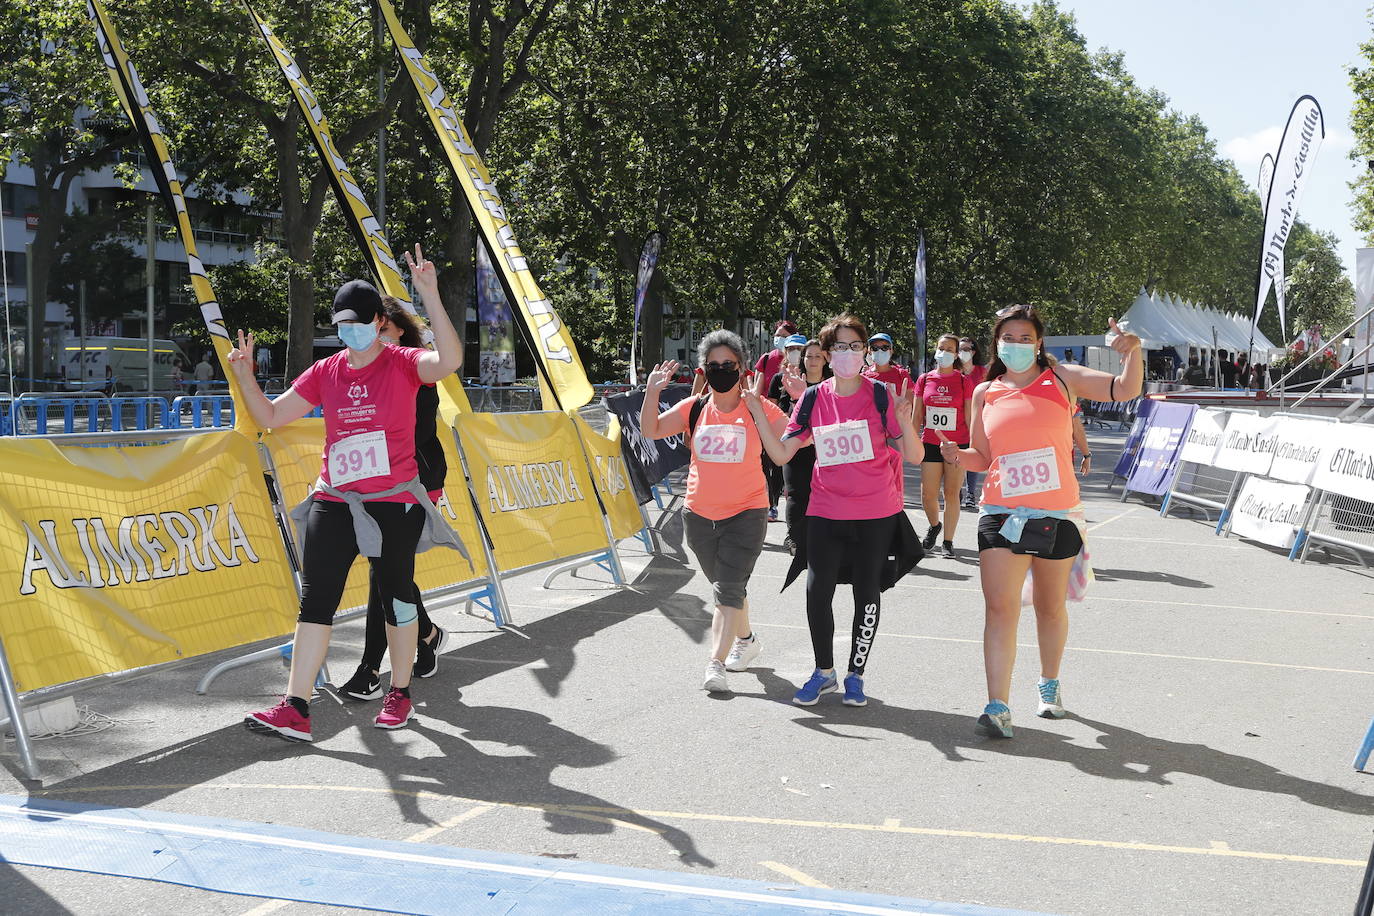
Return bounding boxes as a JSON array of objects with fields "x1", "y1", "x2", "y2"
[
  {"x1": 374, "y1": 688, "x2": 414, "y2": 729},
  {"x1": 244, "y1": 699, "x2": 312, "y2": 742}
]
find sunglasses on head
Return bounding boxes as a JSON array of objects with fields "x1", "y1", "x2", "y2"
[{"x1": 996, "y1": 305, "x2": 1038, "y2": 319}]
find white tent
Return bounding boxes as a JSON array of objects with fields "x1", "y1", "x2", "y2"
[{"x1": 1120, "y1": 288, "x2": 1277, "y2": 355}]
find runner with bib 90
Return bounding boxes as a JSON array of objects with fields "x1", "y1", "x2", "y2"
[
  {"x1": 912, "y1": 333, "x2": 973, "y2": 559},
  {"x1": 940, "y1": 306, "x2": 1140, "y2": 738},
  {"x1": 746, "y1": 314, "x2": 925, "y2": 708},
  {"x1": 642, "y1": 331, "x2": 787, "y2": 693}
]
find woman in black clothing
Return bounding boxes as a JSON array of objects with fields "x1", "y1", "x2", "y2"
[
  {"x1": 768, "y1": 338, "x2": 830, "y2": 555},
  {"x1": 337, "y1": 300, "x2": 449, "y2": 701}
]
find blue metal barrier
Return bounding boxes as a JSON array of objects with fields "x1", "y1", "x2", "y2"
[
  {"x1": 110, "y1": 396, "x2": 171, "y2": 432},
  {"x1": 170, "y1": 395, "x2": 235, "y2": 429},
  {"x1": 10, "y1": 394, "x2": 108, "y2": 435}
]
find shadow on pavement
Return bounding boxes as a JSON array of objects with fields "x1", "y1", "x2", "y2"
[
  {"x1": 741, "y1": 669, "x2": 1372, "y2": 815},
  {"x1": 0, "y1": 864, "x2": 71, "y2": 915},
  {"x1": 1092, "y1": 568, "x2": 1212, "y2": 588},
  {"x1": 27, "y1": 556, "x2": 717, "y2": 864}
]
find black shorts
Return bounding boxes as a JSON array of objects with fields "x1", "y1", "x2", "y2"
[
  {"x1": 977, "y1": 513, "x2": 1083, "y2": 560},
  {"x1": 922, "y1": 441, "x2": 968, "y2": 463}
]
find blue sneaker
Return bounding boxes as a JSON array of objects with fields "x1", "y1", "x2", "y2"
[
  {"x1": 976, "y1": 701, "x2": 1014, "y2": 738},
  {"x1": 842, "y1": 673, "x2": 867, "y2": 707},
  {"x1": 1037, "y1": 679, "x2": 1066, "y2": 719},
  {"x1": 792, "y1": 669, "x2": 838, "y2": 706}
]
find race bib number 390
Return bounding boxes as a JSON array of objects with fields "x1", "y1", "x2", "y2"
[
  {"x1": 695, "y1": 424, "x2": 746, "y2": 463},
  {"x1": 998, "y1": 446, "x2": 1061, "y2": 498},
  {"x1": 814, "y1": 420, "x2": 875, "y2": 467},
  {"x1": 925, "y1": 405, "x2": 957, "y2": 432},
  {"x1": 329, "y1": 430, "x2": 391, "y2": 485}
]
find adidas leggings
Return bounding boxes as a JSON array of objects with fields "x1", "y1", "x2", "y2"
[
  {"x1": 805, "y1": 514, "x2": 898, "y2": 673},
  {"x1": 297, "y1": 499, "x2": 425, "y2": 627}
]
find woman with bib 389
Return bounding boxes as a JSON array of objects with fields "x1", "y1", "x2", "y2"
[
  {"x1": 232, "y1": 245, "x2": 464, "y2": 742},
  {"x1": 642, "y1": 331, "x2": 786, "y2": 693},
  {"x1": 940, "y1": 306, "x2": 1140, "y2": 738}
]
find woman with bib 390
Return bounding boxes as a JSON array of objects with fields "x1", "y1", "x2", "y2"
[
  {"x1": 641, "y1": 331, "x2": 786, "y2": 693},
  {"x1": 234, "y1": 246, "x2": 464, "y2": 742},
  {"x1": 940, "y1": 306, "x2": 1140, "y2": 738},
  {"x1": 749, "y1": 314, "x2": 924, "y2": 708},
  {"x1": 913, "y1": 333, "x2": 972, "y2": 559}
]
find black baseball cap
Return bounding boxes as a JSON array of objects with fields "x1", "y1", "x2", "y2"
[{"x1": 331, "y1": 279, "x2": 382, "y2": 324}]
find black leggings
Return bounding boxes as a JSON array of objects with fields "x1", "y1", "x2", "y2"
[
  {"x1": 763, "y1": 453, "x2": 784, "y2": 509},
  {"x1": 297, "y1": 500, "x2": 425, "y2": 627},
  {"x1": 360, "y1": 578, "x2": 435, "y2": 671},
  {"x1": 805, "y1": 514, "x2": 898, "y2": 673}
]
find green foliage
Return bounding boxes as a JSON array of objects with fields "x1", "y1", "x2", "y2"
[{"x1": 1282, "y1": 230, "x2": 1355, "y2": 337}]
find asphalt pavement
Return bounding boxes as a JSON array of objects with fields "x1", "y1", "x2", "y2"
[{"x1": 3, "y1": 425, "x2": 1372, "y2": 915}]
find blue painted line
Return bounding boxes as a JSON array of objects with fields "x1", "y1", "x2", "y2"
[{"x1": 0, "y1": 796, "x2": 1049, "y2": 915}]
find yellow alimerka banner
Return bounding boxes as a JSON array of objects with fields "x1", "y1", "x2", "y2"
[
  {"x1": 379, "y1": 0, "x2": 594, "y2": 412},
  {"x1": 573, "y1": 415, "x2": 646, "y2": 541},
  {"x1": 0, "y1": 432, "x2": 299, "y2": 692},
  {"x1": 262, "y1": 420, "x2": 489, "y2": 612},
  {"x1": 455, "y1": 412, "x2": 608, "y2": 571},
  {"x1": 244, "y1": 1, "x2": 472, "y2": 417},
  {"x1": 86, "y1": 0, "x2": 256, "y2": 429}
]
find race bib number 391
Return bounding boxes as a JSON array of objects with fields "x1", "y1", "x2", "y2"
[
  {"x1": 329, "y1": 430, "x2": 391, "y2": 485},
  {"x1": 695, "y1": 424, "x2": 746, "y2": 463},
  {"x1": 998, "y1": 446, "x2": 1061, "y2": 499},
  {"x1": 814, "y1": 420, "x2": 875, "y2": 467}
]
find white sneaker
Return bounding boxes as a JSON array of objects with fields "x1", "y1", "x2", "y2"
[
  {"x1": 724, "y1": 635, "x2": 761, "y2": 671},
  {"x1": 703, "y1": 659, "x2": 729, "y2": 692},
  {"x1": 1037, "y1": 679, "x2": 1067, "y2": 719}
]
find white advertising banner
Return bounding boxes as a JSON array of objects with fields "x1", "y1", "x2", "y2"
[
  {"x1": 1355, "y1": 248, "x2": 1374, "y2": 385},
  {"x1": 1254, "y1": 96, "x2": 1324, "y2": 337},
  {"x1": 1230, "y1": 477, "x2": 1310, "y2": 549},
  {"x1": 1179, "y1": 408, "x2": 1229, "y2": 466},
  {"x1": 1213, "y1": 413, "x2": 1280, "y2": 475},
  {"x1": 1311, "y1": 423, "x2": 1374, "y2": 502},
  {"x1": 1267, "y1": 417, "x2": 1333, "y2": 485}
]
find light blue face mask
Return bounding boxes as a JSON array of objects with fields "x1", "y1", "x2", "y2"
[
  {"x1": 997, "y1": 341, "x2": 1038, "y2": 373},
  {"x1": 338, "y1": 322, "x2": 379, "y2": 352}
]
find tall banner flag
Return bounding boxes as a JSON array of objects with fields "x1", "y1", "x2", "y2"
[
  {"x1": 377, "y1": 0, "x2": 594, "y2": 410},
  {"x1": 85, "y1": 0, "x2": 255, "y2": 429},
  {"x1": 913, "y1": 231, "x2": 928, "y2": 373},
  {"x1": 1257, "y1": 152, "x2": 1285, "y2": 342},
  {"x1": 629, "y1": 230, "x2": 662, "y2": 385},
  {"x1": 476, "y1": 238, "x2": 516, "y2": 385},
  {"x1": 1254, "y1": 96, "x2": 1324, "y2": 340},
  {"x1": 781, "y1": 251, "x2": 796, "y2": 321},
  {"x1": 243, "y1": 2, "x2": 471, "y2": 414}
]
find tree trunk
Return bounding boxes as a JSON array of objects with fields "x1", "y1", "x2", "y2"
[{"x1": 440, "y1": 203, "x2": 473, "y2": 344}]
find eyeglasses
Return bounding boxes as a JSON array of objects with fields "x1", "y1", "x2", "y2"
[
  {"x1": 828, "y1": 342, "x2": 866, "y2": 352},
  {"x1": 704, "y1": 361, "x2": 738, "y2": 372},
  {"x1": 869, "y1": 345, "x2": 891, "y2": 352},
  {"x1": 996, "y1": 305, "x2": 1038, "y2": 319}
]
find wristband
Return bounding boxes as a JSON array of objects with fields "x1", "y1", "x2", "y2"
[{"x1": 1082, "y1": 452, "x2": 1092, "y2": 458}]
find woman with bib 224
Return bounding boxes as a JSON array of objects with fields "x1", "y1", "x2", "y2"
[{"x1": 940, "y1": 307, "x2": 1140, "y2": 738}]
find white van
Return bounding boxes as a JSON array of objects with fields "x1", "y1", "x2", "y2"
[{"x1": 58, "y1": 337, "x2": 191, "y2": 392}]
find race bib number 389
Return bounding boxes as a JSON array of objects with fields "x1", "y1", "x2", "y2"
[
  {"x1": 998, "y1": 446, "x2": 1060, "y2": 498},
  {"x1": 814, "y1": 420, "x2": 875, "y2": 467},
  {"x1": 329, "y1": 430, "x2": 391, "y2": 485},
  {"x1": 695, "y1": 424, "x2": 746, "y2": 463}
]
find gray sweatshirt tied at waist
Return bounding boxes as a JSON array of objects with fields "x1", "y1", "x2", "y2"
[{"x1": 289, "y1": 476, "x2": 471, "y2": 569}]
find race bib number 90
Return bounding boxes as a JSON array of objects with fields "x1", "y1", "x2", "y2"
[
  {"x1": 925, "y1": 405, "x2": 957, "y2": 431},
  {"x1": 695, "y1": 424, "x2": 746, "y2": 463},
  {"x1": 329, "y1": 430, "x2": 391, "y2": 485},
  {"x1": 998, "y1": 446, "x2": 1061, "y2": 498},
  {"x1": 814, "y1": 420, "x2": 875, "y2": 467}
]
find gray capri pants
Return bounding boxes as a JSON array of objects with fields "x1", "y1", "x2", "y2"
[{"x1": 682, "y1": 507, "x2": 769, "y2": 608}]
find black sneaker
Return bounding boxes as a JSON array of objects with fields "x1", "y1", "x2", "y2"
[
  {"x1": 783, "y1": 535, "x2": 796, "y2": 556},
  {"x1": 941, "y1": 540, "x2": 956, "y2": 559},
  {"x1": 338, "y1": 664, "x2": 382, "y2": 701},
  {"x1": 415, "y1": 625, "x2": 448, "y2": 679},
  {"x1": 922, "y1": 522, "x2": 942, "y2": 551}
]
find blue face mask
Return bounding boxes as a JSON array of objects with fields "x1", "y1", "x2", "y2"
[
  {"x1": 338, "y1": 322, "x2": 379, "y2": 352},
  {"x1": 997, "y1": 341, "x2": 1038, "y2": 373}
]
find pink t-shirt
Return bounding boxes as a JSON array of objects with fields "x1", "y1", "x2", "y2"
[
  {"x1": 916, "y1": 370, "x2": 972, "y2": 444},
  {"x1": 291, "y1": 345, "x2": 426, "y2": 503},
  {"x1": 754, "y1": 350, "x2": 784, "y2": 395},
  {"x1": 784, "y1": 377, "x2": 904, "y2": 521},
  {"x1": 862, "y1": 363, "x2": 913, "y2": 395}
]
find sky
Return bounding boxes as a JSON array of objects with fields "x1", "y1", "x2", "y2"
[{"x1": 1018, "y1": 0, "x2": 1369, "y2": 279}]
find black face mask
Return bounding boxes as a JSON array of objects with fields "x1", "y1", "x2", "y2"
[{"x1": 704, "y1": 367, "x2": 740, "y2": 393}]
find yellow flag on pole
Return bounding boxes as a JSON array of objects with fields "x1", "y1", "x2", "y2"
[
  {"x1": 85, "y1": 0, "x2": 257, "y2": 430},
  {"x1": 377, "y1": 0, "x2": 594, "y2": 411}
]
